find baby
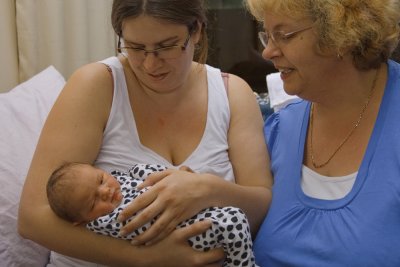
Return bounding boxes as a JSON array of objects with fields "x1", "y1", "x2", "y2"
[{"x1": 46, "y1": 162, "x2": 257, "y2": 267}]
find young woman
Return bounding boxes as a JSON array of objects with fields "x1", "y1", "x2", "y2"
[{"x1": 18, "y1": 0, "x2": 272, "y2": 266}]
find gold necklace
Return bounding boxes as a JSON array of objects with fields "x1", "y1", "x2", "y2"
[{"x1": 309, "y1": 69, "x2": 379, "y2": 169}]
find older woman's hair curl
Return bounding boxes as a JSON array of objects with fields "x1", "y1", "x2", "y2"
[{"x1": 245, "y1": 0, "x2": 400, "y2": 70}]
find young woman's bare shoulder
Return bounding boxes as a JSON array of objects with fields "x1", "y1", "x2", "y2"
[
  {"x1": 54, "y1": 62, "x2": 114, "y2": 124},
  {"x1": 63, "y1": 62, "x2": 114, "y2": 104},
  {"x1": 68, "y1": 62, "x2": 113, "y2": 90},
  {"x1": 226, "y1": 73, "x2": 257, "y2": 108}
]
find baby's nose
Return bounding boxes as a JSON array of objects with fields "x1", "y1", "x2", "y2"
[{"x1": 98, "y1": 186, "x2": 110, "y2": 200}]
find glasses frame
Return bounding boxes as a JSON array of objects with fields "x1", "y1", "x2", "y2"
[
  {"x1": 258, "y1": 26, "x2": 313, "y2": 48},
  {"x1": 117, "y1": 31, "x2": 192, "y2": 61}
]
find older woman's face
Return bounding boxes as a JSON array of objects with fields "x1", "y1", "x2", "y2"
[{"x1": 261, "y1": 11, "x2": 339, "y2": 100}]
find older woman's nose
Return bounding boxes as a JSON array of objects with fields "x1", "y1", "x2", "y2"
[{"x1": 262, "y1": 40, "x2": 282, "y2": 61}]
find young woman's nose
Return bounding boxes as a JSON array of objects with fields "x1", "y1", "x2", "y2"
[{"x1": 142, "y1": 53, "x2": 162, "y2": 72}]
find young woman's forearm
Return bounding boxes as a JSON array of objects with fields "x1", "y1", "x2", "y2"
[
  {"x1": 18, "y1": 204, "x2": 146, "y2": 266},
  {"x1": 200, "y1": 174, "x2": 271, "y2": 236}
]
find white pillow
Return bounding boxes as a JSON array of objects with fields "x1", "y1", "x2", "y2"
[{"x1": 0, "y1": 66, "x2": 65, "y2": 266}]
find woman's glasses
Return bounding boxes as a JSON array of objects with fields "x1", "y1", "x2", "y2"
[
  {"x1": 258, "y1": 26, "x2": 312, "y2": 48},
  {"x1": 118, "y1": 32, "x2": 192, "y2": 61}
]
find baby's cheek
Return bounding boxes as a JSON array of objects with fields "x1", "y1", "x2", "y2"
[{"x1": 97, "y1": 203, "x2": 116, "y2": 216}]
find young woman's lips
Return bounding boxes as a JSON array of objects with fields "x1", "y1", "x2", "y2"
[{"x1": 148, "y1": 72, "x2": 167, "y2": 80}]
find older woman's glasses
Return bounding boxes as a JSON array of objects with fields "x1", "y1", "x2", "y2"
[
  {"x1": 118, "y1": 33, "x2": 192, "y2": 61},
  {"x1": 258, "y1": 26, "x2": 312, "y2": 48}
]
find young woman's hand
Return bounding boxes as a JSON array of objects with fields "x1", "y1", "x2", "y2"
[{"x1": 118, "y1": 168, "x2": 215, "y2": 245}]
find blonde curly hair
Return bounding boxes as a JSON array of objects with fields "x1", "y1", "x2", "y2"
[{"x1": 245, "y1": 0, "x2": 400, "y2": 70}]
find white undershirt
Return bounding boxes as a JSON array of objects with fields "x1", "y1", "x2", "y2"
[{"x1": 301, "y1": 165, "x2": 357, "y2": 200}]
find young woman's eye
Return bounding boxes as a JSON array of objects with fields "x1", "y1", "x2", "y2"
[
  {"x1": 130, "y1": 47, "x2": 144, "y2": 51},
  {"x1": 158, "y1": 46, "x2": 176, "y2": 51},
  {"x1": 124, "y1": 41, "x2": 143, "y2": 49}
]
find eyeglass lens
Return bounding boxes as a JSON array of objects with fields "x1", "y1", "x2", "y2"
[{"x1": 121, "y1": 46, "x2": 184, "y2": 61}]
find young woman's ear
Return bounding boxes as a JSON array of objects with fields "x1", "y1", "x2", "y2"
[{"x1": 192, "y1": 20, "x2": 203, "y2": 45}]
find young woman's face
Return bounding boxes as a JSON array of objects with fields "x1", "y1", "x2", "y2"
[
  {"x1": 73, "y1": 165, "x2": 123, "y2": 223},
  {"x1": 261, "y1": 12, "x2": 339, "y2": 100},
  {"x1": 121, "y1": 15, "x2": 201, "y2": 93}
]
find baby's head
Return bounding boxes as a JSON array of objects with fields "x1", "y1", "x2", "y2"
[{"x1": 46, "y1": 162, "x2": 123, "y2": 225}]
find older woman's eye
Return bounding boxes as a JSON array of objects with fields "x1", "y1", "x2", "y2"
[
  {"x1": 276, "y1": 32, "x2": 291, "y2": 41},
  {"x1": 270, "y1": 31, "x2": 281, "y2": 42}
]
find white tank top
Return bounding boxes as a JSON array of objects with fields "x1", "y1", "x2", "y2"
[
  {"x1": 95, "y1": 56, "x2": 234, "y2": 182},
  {"x1": 49, "y1": 57, "x2": 234, "y2": 266},
  {"x1": 301, "y1": 165, "x2": 357, "y2": 200}
]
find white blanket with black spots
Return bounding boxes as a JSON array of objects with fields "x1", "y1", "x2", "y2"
[{"x1": 86, "y1": 164, "x2": 257, "y2": 267}]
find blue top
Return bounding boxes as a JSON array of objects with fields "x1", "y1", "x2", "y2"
[{"x1": 254, "y1": 60, "x2": 400, "y2": 267}]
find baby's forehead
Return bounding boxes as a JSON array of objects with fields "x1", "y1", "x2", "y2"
[
  {"x1": 71, "y1": 164, "x2": 99, "y2": 178},
  {"x1": 66, "y1": 167, "x2": 101, "y2": 196}
]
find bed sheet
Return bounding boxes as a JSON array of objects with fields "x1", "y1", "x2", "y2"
[{"x1": 0, "y1": 66, "x2": 65, "y2": 266}]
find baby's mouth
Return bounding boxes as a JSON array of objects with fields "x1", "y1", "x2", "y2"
[{"x1": 111, "y1": 189, "x2": 123, "y2": 204}]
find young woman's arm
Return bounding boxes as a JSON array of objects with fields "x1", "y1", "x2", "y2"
[
  {"x1": 18, "y1": 63, "x2": 223, "y2": 266},
  {"x1": 222, "y1": 74, "x2": 273, "y2": 233}
]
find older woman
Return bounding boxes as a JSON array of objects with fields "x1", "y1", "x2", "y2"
[{"x1": 246, "y1": 0, "x2": 400, "y2": 266}]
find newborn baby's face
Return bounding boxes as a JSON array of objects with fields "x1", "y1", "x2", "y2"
[{"x1": 76, "y1": 165, "x2": 123, "y2": 222}]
